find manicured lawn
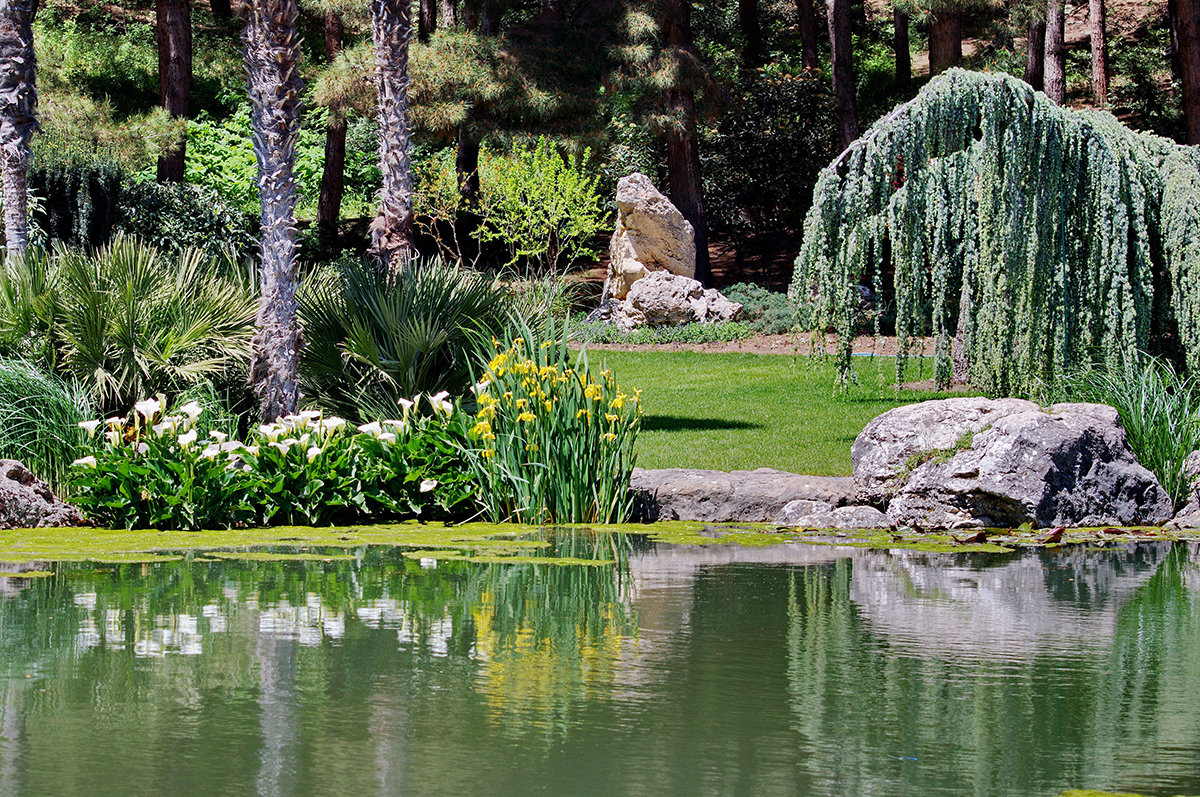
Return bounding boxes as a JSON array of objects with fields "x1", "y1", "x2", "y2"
[{"x1": 591, "y1": 350, "x2": 971, "y2": 475}]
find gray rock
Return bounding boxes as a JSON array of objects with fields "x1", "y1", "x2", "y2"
[
  {"x1": 596, "y1": 271, "x2": 744, "y2": 331},
  {"x1": 631, "y1": 467, "x2": 855, "y2": 522},
  {"x1": 0, "y1": 459, "x2": 86, "y2": 529},
  {"x1": 853, "y1": 399, "x2": 1172, "y2": 529},
  {"x1": 607, "y1": 173, "x2": 696, "y2": 300},
  {"x1": 775, "y1": 503, "x2": 893, "y2": 529}
]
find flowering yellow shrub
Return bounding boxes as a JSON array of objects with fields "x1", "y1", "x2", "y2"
[{"x1": 466, "y1": 329, "x2": 641, "y2": 524}]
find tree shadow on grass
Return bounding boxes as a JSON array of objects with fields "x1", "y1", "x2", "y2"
[{"x1": 642, "y1": 414, "x2": 763, "y2": 433}]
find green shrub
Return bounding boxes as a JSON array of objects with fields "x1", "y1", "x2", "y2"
[
  {"x1": 722, "y1": 283, "x2": 796, "y2": 334},
  {"x1": 28, "y1": 150, "x2": 123, "y2": 250},
  {"x1": 298, "y1": 256, "x2": 512, "y2": 422},
  {"x1": 464, "y1": 322, "x2": 641, "y2": 524},
  {"x1": 0, "y1": 360, "x2": 92, "y2": 493},
  {"x1": 70, "y1": 394, "x2": 477, "y2": 530},
  {"x1": 1065, "y1": 354, "x2": 1200, "y2": 509},
  {"x1": 117, "y1": 181, "x2": 255, "y2": 259}
]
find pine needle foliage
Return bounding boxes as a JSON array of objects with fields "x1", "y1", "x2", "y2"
[{"x1": 791, "y1": 68, "x2": 1200, "y2": 396}]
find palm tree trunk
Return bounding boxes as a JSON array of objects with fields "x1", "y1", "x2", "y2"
[
  {"x1": 1174, "y1": 0, "x2": 1200, "y2": 143},
  {"x1": 827, "y1": 0, "x2": 858, "y2": 147},
  {"x1": 894, "y1": 9, "x2": 910, "y2": 87},
  {"x1": 795, "y1": 0, "x2": 820, "y2": 70},
  {"x1": 371, "y1": 0, "x2": 416, "y2": 270},
  {"x1": 1044, "y1": 0, "x2": 1066, "y2": 104},
  {"x1": 663, "y1": 0, "x2": 711, "y2": 286},
  {"x1": 317, "y1": 10, "x2": 346, "y2": 232},
  {"x1": 0, "y1": 0, "x2": 37, "y2": 257},
  {"x1": 929, "y1": 9, "x2": 962, "y2": 75},
  {"x1": 243, "y1": 0, "x2": 303, "y2": 421},
  {"x1": 156, "y1": 0, "x2": 192, "y2": 183},
  {"x1": 1024, "y1": 18, "x2": 1045, "y2": 90}
]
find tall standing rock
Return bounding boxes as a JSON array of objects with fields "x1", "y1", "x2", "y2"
[{"x1": 606, "y1": 173, "x2": 695, "y2": 300}]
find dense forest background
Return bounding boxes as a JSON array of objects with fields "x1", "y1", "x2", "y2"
[{"x1": 27, "y1": 0, "x2": 1185, "y2": 288}]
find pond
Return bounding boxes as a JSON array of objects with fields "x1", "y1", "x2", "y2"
[{"x1": 0, "y1": 534, "x2": 1198, "y2": 796}]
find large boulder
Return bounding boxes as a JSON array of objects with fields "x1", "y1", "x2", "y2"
[
  {"x1": 0, "y1": 460, "x2": 86, "y2": 529},
  {"x1": 606, "y1": 173, "x2": 695, "y2": 300},
  {"x1": 588, "y1": 272, "x2": 743, "y2": 331},
  {"x1": 853, "y1": 398, "x2": 1172, "y2": 529},
  {"x1": 631, "y1": 467, "x2": 855, "y2": 522}
]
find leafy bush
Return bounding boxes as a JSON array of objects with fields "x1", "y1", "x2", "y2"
[
  {"x1": 464, "y1": 323, "x2": 641, "y2": 523},
  {"x1": 117, "y1": 181, "x2": 255, "y2": 259},
  {"x1": 723, "y1": 283, "x2": 796, "y2": 334},
  {"x1": 701, "y1": 71, "x2": 839, "y2": 237},
  {"x1": 477, "y1": 138, "x2": 607, "y2": 274},
  {"x1": 1065, "y1": 354, "x2": 1200, "y2": 509},
  {"x1": 414, "y1": 139, "x2": 608, "y2": 273},
  {"x1": 28, "y1": 149, "x2": 123, "y2": 250},
  {"x1": 0, "y1": 360, "x2": 92, "y2": 494},
  {"x1": 0, "y1": 236, "x2": 256, "y2": 414},
  {"x1": 71, "y1": 394, "x2": 477, "y2": 530},
  {"x1": 298, "y1": 256, "x2": 512, "y2": 421}
]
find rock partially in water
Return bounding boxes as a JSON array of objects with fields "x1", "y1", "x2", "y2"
[
  {"x1": 775, "y1": 502, "x2": 893, "y2": 529},
  {"x1": 631, "y1": 467, "x2": 855, "y2": 522},
  {"x1": 853, "y1": 398, "x2": 1172, "y2": 529},
  {"x1": 0, "y1": 459, "x2": 86, "y2": 529},
  {"x1": 1167, "y1": 451, "x2": 1200, "y2": 529}
]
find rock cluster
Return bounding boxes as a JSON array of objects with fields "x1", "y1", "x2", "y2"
[
  {"x1": 630, "y1": 468, "x2": 854, "y2": 523},
  {"x1": 852, "y1": 398, "x2": 1172, "y2": 529},
  {"x1": 588, "y1": 271, "x2": 743, "y2": 331},
  {"x1": 0, "y1": 459, "x2": 86, "y2": 529}
]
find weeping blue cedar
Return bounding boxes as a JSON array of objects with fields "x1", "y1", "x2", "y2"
[{"x1": 791, "y1": 69, "x2": 1200, "y2": 395}]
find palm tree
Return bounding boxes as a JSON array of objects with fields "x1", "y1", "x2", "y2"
[
  {"x1": 243, "y1": 0, "x2": 304, "y2": 420},
  {"x1": 0, "y1": 0, "x2": 38, "y2": 257},
  {"x1": 370, "y1": 0, "x2": 416, "y2": 270}
]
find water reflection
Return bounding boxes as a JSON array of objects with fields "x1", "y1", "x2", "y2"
[{"x1": 0, "y1": 537, "x2": 1196, "y2": 796}]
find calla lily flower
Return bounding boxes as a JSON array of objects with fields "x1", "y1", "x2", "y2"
[
  {"x1": 134, "y1": 397, "x2": 163, "y2": 422},
  {"x1": 177, "y1": 430, "x2": 198, "y2": 448},
  {"x1": 358, "y1": 421, "x2": 383, "y2": 437},
  {"x1": 78, "y1": 420, "x2": 102, "y2": 436},
  {"x1": 72, "y1": 456, "x2": 97, "y2": 468}
]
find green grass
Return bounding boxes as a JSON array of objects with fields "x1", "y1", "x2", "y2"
[{"x1": 591, "y1": 351, "x2": 973, "y2": 475}]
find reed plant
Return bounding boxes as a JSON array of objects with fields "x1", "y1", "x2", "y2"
[
  {"x1": 464, "y1": 321, "x2": 641, "y2": 524},
  {"x1": 0, "y1": 359, "x2": 93, "y2": 493},
  {"x1": 1066, "y1": 354, "x2": 1200, "y2": 509}
]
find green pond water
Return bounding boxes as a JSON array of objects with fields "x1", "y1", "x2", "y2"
[{"x1": 0, "y1": 532, "x2": 1198, "y2": 796}]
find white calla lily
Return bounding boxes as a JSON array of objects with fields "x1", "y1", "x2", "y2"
[
  {"x1": 72, "y1": 456, "x2": 97, "y2": 468},
  {"x1": 78, "y1": 420, "x2": 102, "y2": 436},
  {"x1": 358, "y1": 421, "x2": 383, "y2": 437},
  {"x1": 177, "y1": 430, "x2": 198, "y2": 448}
]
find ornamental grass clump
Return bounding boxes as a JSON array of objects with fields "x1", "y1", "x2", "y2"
[
  {"x1": 71, "y1": 393, "x2": 476, "y2": 530},
  {"x1": 466, "y1": 327, "x2": 641, "y2": 524}
]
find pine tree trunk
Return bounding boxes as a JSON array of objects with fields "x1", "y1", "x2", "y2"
[
  {"x1": 0, "y1": 0, "x2": 37, "y2": 257},
  {"x1": 456, "y1": 126, "x2": 480, "y2": 203},
  {"x1": 317, "y1": 11, "x2": 346, "y2": 231},
  {"x1": 827, "y1": 0, "x2": 858, "y2": 148},
  {"x1": 418, "y1": 0, "x2": 436, "y2": 42},
  {"x1": 1174, "y1": 0, "x2": 1200, "y2": 143},
  {"x1": 739, "y1": 0, "x2": 763, "y2": 69},
  {"x1": 796, "y1": 0, "x2": 820, "y2": 70},
  {"x1": 440, "y1": 0, "x2": 455, "y2": 27},
  {"x1": 156, "y1": 0, "x2": 191, "y2": 183},
  {"x1": 1090, "y1": 0, "x2": 1108, "y2": 104},
  {"x1": 929, "y1": 9, "x2": 962, "y2": 75},
  {"x1": 894, "y1": 8, "x2": 910, "y2": 87},
  {"x1": 243, "y1": 0, "x2": 303, "y2": 422},
  {"x1": 371, "y1": 0, "x2": 415, "y2": 270},
  {"x1": 663, "y1": 0, "x2": 711, "y2": 286},
  {"x1": 211, "y1": 0, "x2": 232, "y2": 19},
  {"x1": 1024, "y1": 18, "x2": 1045, "y2": 90},
  {"x1": 1044, "y1": 0, "x2": 1066, "y2": 104}
]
